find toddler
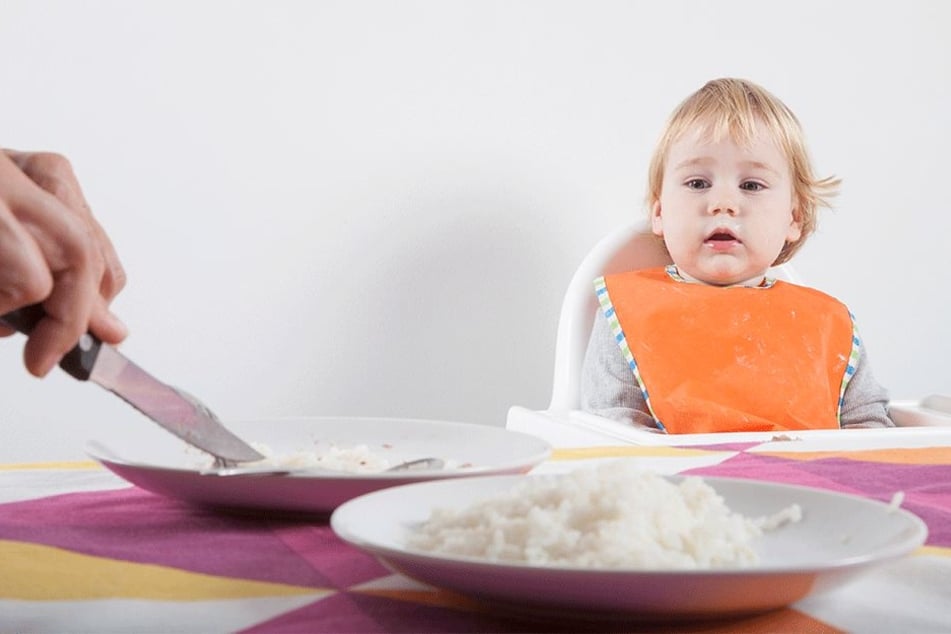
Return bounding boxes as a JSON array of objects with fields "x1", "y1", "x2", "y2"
[{"x1": 580, "y1": 78, "x2": 892, "y2": 433}]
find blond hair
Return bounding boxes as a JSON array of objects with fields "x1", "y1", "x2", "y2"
[{"x1": 646, "y1": 78, "x2": 840, "y2": 264}]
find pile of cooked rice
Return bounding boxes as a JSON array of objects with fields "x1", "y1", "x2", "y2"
[{"x1": 407, "y1": 460, "x2": 799, "y2": 569}]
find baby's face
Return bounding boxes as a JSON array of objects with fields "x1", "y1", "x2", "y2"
[{"x1": 651, "y1": 125, "x2": 801, "y2": 286}]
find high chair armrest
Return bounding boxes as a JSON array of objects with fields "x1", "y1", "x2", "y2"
[
  {"x1": 889, "y1": 395, "x2": 951, "y2": 427},
  {"x1": 506, "y1": 403, "x2": 951, "y2": 450}
]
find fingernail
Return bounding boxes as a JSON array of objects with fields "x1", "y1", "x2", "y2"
[
  {"x1": 35, "y1": 357, "x2": 56, "y2": 378},
  {"x1": 106, "y1": 312, "x2": 129, "y2": 339}
]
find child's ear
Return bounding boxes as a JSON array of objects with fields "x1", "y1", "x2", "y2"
[
  {"x1": 650, "y1": 200, "x2": 664, "y2": 237},
  {"x1": 786, "y1": 201, "x2": 803, "y2": 242}
]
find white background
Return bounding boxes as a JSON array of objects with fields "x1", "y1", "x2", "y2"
[{"x1": 1, "y1": 0, "x2": 948, "y2": 461}]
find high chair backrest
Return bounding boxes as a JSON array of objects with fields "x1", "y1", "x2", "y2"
[{"x1": 547, "y1": 221, "x2": 800, "y2": 411}]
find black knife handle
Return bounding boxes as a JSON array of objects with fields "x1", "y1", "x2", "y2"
[{"x1": 0, "y1": 304, "x2": 101, "y2": 381}]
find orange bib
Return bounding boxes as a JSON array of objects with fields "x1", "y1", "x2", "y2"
[{"x1": 598, "y1": 267, "x2": 857, "y2": 433}]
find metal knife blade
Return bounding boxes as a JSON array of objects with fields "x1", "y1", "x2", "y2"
[{"x1": 1, "y1": 305, "x2": 264, "y2": 464}]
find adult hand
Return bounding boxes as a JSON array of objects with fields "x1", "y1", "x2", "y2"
[{"x1": 0, "y1": 149, "x2": 127, "y2": 377}]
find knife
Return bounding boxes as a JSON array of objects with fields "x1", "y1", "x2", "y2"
[{"x1": 1, "y1": 304, "x2": 264, "y2": 465}]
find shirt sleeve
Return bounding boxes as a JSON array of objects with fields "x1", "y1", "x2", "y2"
[
  {"x1": 579, "y1": 310, "x2": 659, "y2": 429},
  {"x1": 839, "y1": 343, "x2": 894, "y2": 428}
]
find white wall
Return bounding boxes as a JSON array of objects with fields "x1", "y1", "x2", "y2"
[{"x1": 1, "y1": 0, "x2": 948, "y2": 461}]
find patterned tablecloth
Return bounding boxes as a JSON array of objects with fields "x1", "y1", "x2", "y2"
[{"x1": 2, "y1": 435, "x2": 950, "y2": 633}]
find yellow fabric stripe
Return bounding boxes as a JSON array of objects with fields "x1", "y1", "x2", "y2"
[
  {"x1": 755, "y1": 446, "x2": 951, "y2": 465},
  {"x1": 551, "y1": 445, "x2": 727, "y2": 461},
  {"x1": 715, "y1": 609, "x2": 844, "y2": 633},
  {"x1": 0, "y1": 539, "x2": 322, "y2": 601},
  {"x1": 0, "y1": 460, "x2": 102, "y2": 471},
  {"x1": 917, "y1": 545, "x2": 951, "y2": 558}
]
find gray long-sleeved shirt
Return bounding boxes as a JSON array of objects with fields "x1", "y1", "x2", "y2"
[{"x1": 581, "y1": 304, "x2": 894, "y2": 430}]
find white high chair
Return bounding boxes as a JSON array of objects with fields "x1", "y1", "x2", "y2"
[{"x1": 506, "y1": 222, "x2": 951, "y2": 448}]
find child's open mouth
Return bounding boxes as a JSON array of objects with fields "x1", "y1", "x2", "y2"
[{"x1": 705, "y1": 230, "x2": 740, "y2": 250}]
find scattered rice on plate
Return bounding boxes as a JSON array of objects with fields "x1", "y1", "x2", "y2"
[{"x1": 244, "y1": 443, "x2": 394, "y2": 473}]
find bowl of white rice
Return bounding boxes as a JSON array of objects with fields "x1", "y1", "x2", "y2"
[{"x1": 331, "y1": 460, "x2": 927, "y2": 619}]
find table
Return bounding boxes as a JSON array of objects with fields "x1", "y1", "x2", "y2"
[{"x1": 2, "y1": 434, "x2": 950, "y2": 633}]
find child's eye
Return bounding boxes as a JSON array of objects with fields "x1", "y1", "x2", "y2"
[
  {"x1": 740, "y1": 181, "x2": 765, "y2": 192},
  {"x1": 685, "y1": 178, "x2": 709, "y2": 190}
]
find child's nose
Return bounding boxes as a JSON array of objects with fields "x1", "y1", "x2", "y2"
[
  {"x1": 711, "y1": 204, "x2": 737, "y2": 216},
  {"x1": 707, "y1": 191, "x2": 739, "y2": 215}
]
